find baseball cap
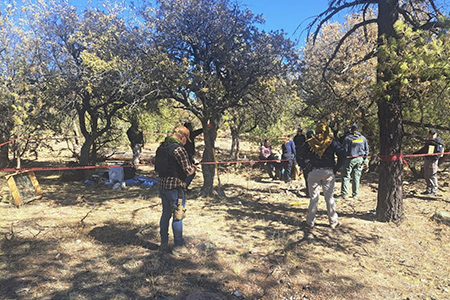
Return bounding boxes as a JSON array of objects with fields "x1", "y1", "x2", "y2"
[{"x1": 174, "y1": 125, "x2": 192, "y2": 142}]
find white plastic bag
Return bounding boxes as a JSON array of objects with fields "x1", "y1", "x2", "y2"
[{"x1": 109, "y1": 166, "x2": 124, "y2": 183}]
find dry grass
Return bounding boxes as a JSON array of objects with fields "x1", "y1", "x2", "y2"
[{"x1": 1, "y1": 141, "x2": 449, "y2": 300}]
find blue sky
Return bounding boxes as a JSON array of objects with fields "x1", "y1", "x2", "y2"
[
  {"x1": 67, "y1": 0, "x2": 334, "y2": 45},
  {"x1": 242, "y1": 0, "x2": 332, "y2": 44}
]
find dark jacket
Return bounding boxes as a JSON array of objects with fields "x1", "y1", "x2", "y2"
[
  {"x1": 127, "y1": 127, "x2": 144, "y2": 146},
  {"x1": 343, "y1": 132, "x2": 369, "y2": 158},
  {"x1": 184, "y1": 128, "x2": 203, "y2": 161},
  {"x1": 293, "y1": 134, "x2": 306, "y2": 151},
  {"x1": 155, "y1": 142, "x2": 187, "y2": 181},
  {"x1": 298, "y1": 140, "x2": 346, "y2": 173},
  {"x1": 414, "y1": 137, "x2": 444, "y2": 163}
]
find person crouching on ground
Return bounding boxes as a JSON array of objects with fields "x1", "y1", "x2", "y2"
[
  {"x1": 297, "y1": 123, "x2": 346, "y2": 229},
  {"x1": 155, "y1": 125, "x2": 196, "y2": 255}
]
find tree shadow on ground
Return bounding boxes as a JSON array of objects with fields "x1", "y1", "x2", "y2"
[
  {"x1": 39, "y1": 180, "x2": 160, "y2": 207},
  {"x1": 0, "y1": 219, "x2": 233, "y2": 300},
  {"x1": 88, "y1": 223, "x2": 159, "y2": 250},
  {"x1": 0, "y1": 236, "x2": 64, "y2": 299},
  {"x1": 48, "y1": 229, "x2": 234, "y2": 299}
]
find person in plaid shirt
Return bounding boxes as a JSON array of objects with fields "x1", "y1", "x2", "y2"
[{"x1": 156, "y1": 125, "x2": 196, "y2": 255}]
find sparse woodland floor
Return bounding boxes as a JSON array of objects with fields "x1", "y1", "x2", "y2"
[{"x1": 0, "y1": 141, "x2": 449, "y2": 300}]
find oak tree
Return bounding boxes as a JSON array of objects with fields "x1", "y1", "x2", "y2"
[
  {"x1": 141, "y1": 0, "x2": 298, "y2": 196},
  {"x1": 29, "y1": 0, "x2": 155, "y2": 166}
]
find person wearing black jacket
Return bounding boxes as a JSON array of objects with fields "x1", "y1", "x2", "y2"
[
  {"x1": 293, "y1": 127, "x2": 306, "y2": 152},
  {"x1": 414, "y1": 129, "x2": 444, "y2": 196},
  {"x1": 297, "y1": 123, "x2": 346, "y2": 229},
  {"x1": 296, "y1": 130, "x2": 315, "y2": 196},
  {"x1": 127, "y1": 124, "x2": 144, "y2": 166}
]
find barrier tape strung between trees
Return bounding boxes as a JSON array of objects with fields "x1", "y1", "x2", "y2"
[
  {"x1": 0, "y1": 131, "x2": 446, "y2": 172},
  {"x1": 0, "y1": 138, "x2": 18, "y2": 147},
  {"x1": 0, "y1": 152, "x2": 447, "y2": 173}
]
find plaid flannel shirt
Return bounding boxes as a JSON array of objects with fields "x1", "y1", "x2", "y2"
[{"x1": 158, "y1": 146, "x2": 195, "y2": 190}]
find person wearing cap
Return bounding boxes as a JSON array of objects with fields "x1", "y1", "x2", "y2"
[
  {"x1": 127, "y1": 124, "x2": 144, "y2": 167},
  {"x1": 154, "y1": 125, "x2": 197, "y2": 255},
  {"x1": 297, "y1": 123, "x2": 346, "y2": 229},
  {"x1": 340, "y1": 123, "x2": 369, "y2": 200},
  {"x1": 414, "y1": 129, "x2": 444, "y2": 196}
]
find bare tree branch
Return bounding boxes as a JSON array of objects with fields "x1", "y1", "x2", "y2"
[
  {"x1": 322, "y1": 18, "x2": 378, "y2": 78},
  {"x1": 403, "y1": 120, "x2": 450, "y2": 132},
  {"x1": 308, "y1": 0, "x2": 378, "y2": 43}
]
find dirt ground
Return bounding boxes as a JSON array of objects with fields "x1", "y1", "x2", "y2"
[{"x1": 0, "y1": 140, "x2": 449, "y2": 300}]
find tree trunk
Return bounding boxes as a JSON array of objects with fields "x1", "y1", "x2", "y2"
[
  {"x1": 0, "y1": 133, "x2": 9, "y2": 168},
  {"x1": 376, "y1": 99, "x2": 404, "y2": 222},
  {"x1": 230, "y1": 128, "x2": 240, "y2": 160},
  {"x1": 72, "y1": 117, "x2": 81, "y2": 147},
  {"x1": 235, "y1": 137, "x2": 240, "y2": 160},
  {"x1": 15, "y1": 127, "x2": 21, "y2": 169},
  {"x1": 376, "y1": 0, "x2": 404, "y2": 223},
  {"x1": 79, "y1": 136, "x2": 95, "y2": 166},
  {"x1": 200, "y1": 120, "x2": 218, "y2": 197},
  {"x1": 230, "y1": 137, "x2": 236, "y2": 158}
]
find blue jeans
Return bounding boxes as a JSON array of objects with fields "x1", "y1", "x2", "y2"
[{"x1": 159, "y1": 188, "x2": 186, "y2": 247}]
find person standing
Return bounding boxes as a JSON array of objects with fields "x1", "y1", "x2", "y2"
[
  {"x1": 414, "y1": 129, "x2": 444, "y2": 196},
  {"x1": 183, "y1": 122, "x2": 203, "y2": 189},
  {"x1": 340, "y1": 123, "x2": 369, "y2": 200},
  {"x1": 293, "y1": 127, "x2": 306, "y2": 180},
  {"x1": 127, "y1": 124, "x2": 144, "y2": 167},
  {"x1": 293, "y1": 127, "x2": 306, "y2": 152},
  {"x1": 297, "y1": 130, "x2": 315, "y2": 196},
  {"x1": 297, "y1": 123, "x2": 346, "y2": 229},
  {"x1": 155, "y1": 125, "x2": 196, "y2": 254},
  {"x1": 282, "y1": 134, "x2": 296, "y2": 183}
]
